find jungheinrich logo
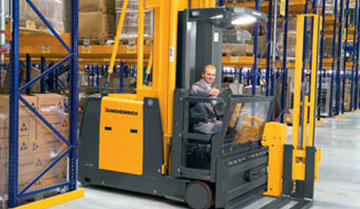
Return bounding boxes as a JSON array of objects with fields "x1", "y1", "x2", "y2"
[{"x1": 104, "y1": 107, "x2": 138, "y2": 116}]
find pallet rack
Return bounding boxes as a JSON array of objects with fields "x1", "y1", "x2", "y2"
[
  {"x1": 320, "y1": 0, "x2": 360, "y2": 117},
  {"x1": 7, "y1": 0, "x2": 83, "y2": 207},
  {"x1": 222, "y1": 0, "x2": 360, "y2": 122},
  {"x1": 222, "y1": 0, "x2": 305, "y2": 122}
]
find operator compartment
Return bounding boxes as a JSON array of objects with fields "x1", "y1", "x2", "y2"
[
  {"x1": 98, "y1": 96, "x2": 144, "y2": 175},
  {"x1": 171, "y1": 88, "x2": 274, "y2": 207}
]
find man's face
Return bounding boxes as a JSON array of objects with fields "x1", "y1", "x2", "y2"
[{"x1": 202, "y1": 67, "x2": 216, "y2": 84}]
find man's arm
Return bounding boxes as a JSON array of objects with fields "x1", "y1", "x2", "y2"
[{"x1": 190, "y1": 83, "x2": 211, "y2": 97}]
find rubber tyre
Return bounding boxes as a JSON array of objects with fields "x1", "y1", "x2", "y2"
[{"x1": 185, "y1": 181, "x2": 214, "y2": 209}]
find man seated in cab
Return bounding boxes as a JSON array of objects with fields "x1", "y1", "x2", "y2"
[{"x1": 190, "y1": 64, "x2": 222, "y2": 134}]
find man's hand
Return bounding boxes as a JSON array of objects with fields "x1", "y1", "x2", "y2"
[{"x1": 210, "y1": 84, "x2": 220, "y2": 97}]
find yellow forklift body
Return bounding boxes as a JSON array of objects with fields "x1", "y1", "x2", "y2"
[
  {"x1": 98, "y1": 96, "x2": 144, "y2": 175},
  {"x1": 108, "y1": 93, "x2": 138, "y2": 100}
]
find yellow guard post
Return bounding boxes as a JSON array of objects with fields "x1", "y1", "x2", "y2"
[{"x1": 262, "y1": 122, "x2": 288, "y2": 197}]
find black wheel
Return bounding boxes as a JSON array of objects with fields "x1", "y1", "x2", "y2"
[{"x1": 185, "y1": 181, "x2": 214, "y2": 209}]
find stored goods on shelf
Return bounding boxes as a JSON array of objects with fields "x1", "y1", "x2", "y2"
[
  {"x1": 79, "y1": 12, "x2": 116, "y2": 40},
  {"x1": 115, "y1": 0, "x2": 153, "y2": 38},
  {"x1": 0, "y1": 94, "x2": 68, "y2": 203},
  {"x1": 5, "y1": 0, "x2": 65, "y2": 34},
  {"x1": 79, "y1": 0, "x2": 115, "y2": 14},
  {"x1": 222, "y1": 43, "x2": 253, "y2": 56}
]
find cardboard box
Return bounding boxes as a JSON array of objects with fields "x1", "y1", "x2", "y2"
[
  {"x1": 79, "y1": 12, "x2": 115, "y2": 38},
  {"x1": 0, "y1": 155, "x2": 44, "y2": 196},
  {"x1": 43, "y1": 165, "x2": 67, "y2": 186},
  {"x1": 0, "y1": 152, "x2": 68, "y2": 197},
  {"x1": 17, "y1": 171, "x2": 45, "y2": 192},
  {"x1": 0, "y1": 116, "x2": 7, "y2": 140},
  {"x1": 2, "y1": 116, "x2": 36, "y2": 140},
  {"x1": 0, "y1": 159, "x2": 8, "y2": 185},
  {"x1": 0, "y1": 95, "x2": 37, "y2": 116},
  {"x1": 80, "y1": 0, "x2": 115, "y2": 14},
  {"x1": 18, "y1": 154, "x2": 41, "y2": 175},
  {"x1": 34, "y1": 94, "x2": 65, "y2": 116},
  {"x1": 0, "y1": 114, "x2": 36, "y2": 143},
  {"x1": 0, "y1": 136, "x2": 32, "y2": 161},
  {"x1": 31, "y1": 131, "x2": 67, "y2": 154},
  {"x1": 0, "y1": 140, "x2": 7, "y2": 160},
  {"x1": 36, "y1": 114, "x2": 69, "y2": 139}
]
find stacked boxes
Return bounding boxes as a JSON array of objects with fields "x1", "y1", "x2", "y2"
[
  {"x1": 5, "y1": 0, "x2": 65, "y2": 34},
  {"x1": 277, "y1": 22, "x2": 297, "y2": 61},
  {"x1": 80, "y1": 0, "x2": 115, "y2": 13},
  {"x1": 223, "y1": 28, "x2": 253, "y2": 57},
  {"x1": 222, "y1": 43, "x2": 254, "y2": 56},
  {"x1": 79, "y1": 12, "x2": 116, "y2": 40},
  {"x1": 79, "y1": 0, "x2": 116, "y2": 40},
  {"x1": 115, "y1": 0, "x2": 153, "y2": 38},
  {"x1": 0, "y1": 94, "x2": 68, "y2": 199},
  {"x1": 277, "y1": 20, "x2": 312, "y2": 61},
  {"x1": 278, "y1": 32, "x2": 297, "y2": 60},
  {"x1": 222, "y1": 28, "x2": 267, "y2": 57},
  {"x1": 33, "y1": 94, "x2": 68, "y2": 188}
]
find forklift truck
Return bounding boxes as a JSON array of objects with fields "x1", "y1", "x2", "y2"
[{"x1": 78, "y1": 3, "x2": 321, "y2": 209}]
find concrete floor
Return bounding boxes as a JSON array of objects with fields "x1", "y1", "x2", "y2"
[{"x1": 51, "y1": 112, "x2": 360, "y2": 209}]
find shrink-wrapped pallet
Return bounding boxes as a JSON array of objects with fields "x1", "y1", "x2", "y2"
[
  {"x1": 5, "y1": 0, "x2": 65, "y2": 34},
  {"x1": 115, "y1": 0, "x2": 153, "y2": 38},
  {"x1": 0, "y1": 94, "x2": 68, "y2": 206}
]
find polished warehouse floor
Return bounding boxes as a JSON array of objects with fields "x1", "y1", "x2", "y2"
[{"x1": 51, "y1": 112, "x2": 360, "y2": 209}]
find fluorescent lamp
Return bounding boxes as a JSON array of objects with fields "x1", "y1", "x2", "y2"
[
  {"x1": 210, "y1": 14, "x2": 224, "y2": 19},
  {"x1": 231, "y1": 15, "x2": 257, "y2": 25}
]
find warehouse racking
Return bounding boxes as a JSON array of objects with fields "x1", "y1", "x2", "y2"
[
  {"x1": 222, "y1": 0, "x2": 360, "y2": 121},
  {"x1": 6, "y1": 0, "x2": 84, "y2": 208},
  {"x1": 320, "y1": 0, "x2": 360, "y2": 117},
  {"x1": 17, "y1": 0, "x2": 360, "y2": 122},
  {"x1": 222, "y1": 0, "x2": 306, "y2": 122}
]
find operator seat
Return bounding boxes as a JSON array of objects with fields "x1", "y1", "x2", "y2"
[{"x1": 186, "y1": 90, "x2": 233, "y2": 170}]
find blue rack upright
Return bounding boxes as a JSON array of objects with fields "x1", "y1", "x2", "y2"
[{"x1": 8, "y1": 0, "x2": 79, "y2": 207}]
